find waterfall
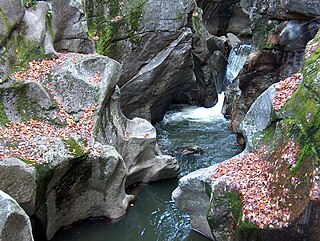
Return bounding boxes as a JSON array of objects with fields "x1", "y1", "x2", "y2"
[
  {"x1": 225, "y1": 44, "x2": 252, "y2": 83},
  {"x1": 162, "y1": 93, "x2": 225, "y2": 124}
]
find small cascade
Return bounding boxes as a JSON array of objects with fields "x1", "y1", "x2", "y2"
[
  {"x1": 225, "y1": 44, "x2": 252, "y2": 83},
  {"x1": 162, "y1": 93, "x2": 225, "y2": 124}
]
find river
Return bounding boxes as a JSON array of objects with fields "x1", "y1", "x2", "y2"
[{"x1": 53, "y1": 93, "x2": 243, "y2": 241}]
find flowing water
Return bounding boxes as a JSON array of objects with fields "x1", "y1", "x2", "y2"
[
  {"x1": 225, "y1": 44, "x2": 252, "y2": 83},
  {"x1": 53, "y1": 93, "x2": 243, "y2": 241}
]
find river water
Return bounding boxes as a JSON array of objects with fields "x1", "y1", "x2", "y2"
[{"x1": 53, "y1": 93, "x2": 243, "y2": 241}]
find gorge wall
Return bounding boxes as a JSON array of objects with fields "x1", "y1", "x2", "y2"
[{"x1": 0, "y1": 0, "x2": 319, "y2": 240}]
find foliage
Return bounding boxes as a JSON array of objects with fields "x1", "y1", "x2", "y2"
[{"x1": 0, "y1": 100, "x2": 9, "y2": 126}]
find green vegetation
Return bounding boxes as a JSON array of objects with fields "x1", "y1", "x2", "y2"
[
  {"x1": 18, "y1": 157, "x2": 35, "y2": 165},
  {"x1": 237, "y1": 221, "x2": 260, "y2": 241},
  {"x1": 0, "y1": 100, "x2": 9, "y2": 126},
  {"x1": 225, "y1": 191, "x2": 242, "y2": 223},
  {"x1": 10, "y1": 81, "x2": 42, "y2": 121},
  {"x1": 23, "y1": 0, "x2": 37, "y2": 8},
  {"x1": 84, "y1": 0, "x2": 146, "y2": 58},
  {"x1": 63, "y1": 138, "x2": 85, "y2": 157},
  {"x1": 34, "y1": 162, "x2": 56, "y2": 222},
  {"x1": 191, "y1": 8, "x2": 202, "y2": 37}
]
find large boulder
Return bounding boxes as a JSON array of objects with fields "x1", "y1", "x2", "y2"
[
  {"x1": 0, "y1": 1, "x2": 57, "y2": 80},
  {"x1": 45, "y1": 144, "x2": 133, "y2": 239},
  {"x1": 0, "y1": 158, "x2": 36, "y2": 216},
  {"x1": 84, "y1": 0, "x2": 217, "y2": 123},
  {"x1": 0, "y1": 80, "x2": 59, "y2": 123},
  {"x1": 0, "y1": 0, "x2": 25, "y2": 46},
  {"x1": 51, "y1": 0, "x2": 95, "y2": 53},
  {"x1": 196, "y1": 0, "x2": 239, "y2": 36},
  {"x1": 0, "y1": 190, "x2": 34, "y2": 241},
  {"x1": 49, "y1": 53, "x2": 121, "y2": 116},
  {"x1": 172, "y1": 166, "x2": 217, "y2": 239},
  {"x1": 95, "y1": 86, "x2": 180, "y2": 187},
  {"x1": 239, "y1": 85, "x2": 277, "y2": 151}
]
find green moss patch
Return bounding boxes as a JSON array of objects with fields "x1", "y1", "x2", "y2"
[
  {"x1": 84, "y1": 0, "x2": 146, "y2": 57},
  {"x1": 238, "y1": 221, "x2": 260, "y2": 241},
  {"x1": 63, "y1": 138, "x2": 85, "y2": 157},
  {"x1": 225, "y1": 191, "x2": 242, "y2": 223},
  {"x1": 0, "y1": 100, "x2": 9, "y2": 126}
]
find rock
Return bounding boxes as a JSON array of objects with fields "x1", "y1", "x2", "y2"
[
  {"x1": 207, "y1": 177, "x2": 238, "y2": 241},
  {"x1": 0, "y1": 0, "x2": 25, "y2": 46},
  {"x1": 226, "y1": 33, "x2": 242, "y2": 48},
  {"x1": 211, "y1": 50, "x2": 228, "y2": 92},
  {"x1": 196, "y1": 0, "x2": 238, "y2": 36},
  {"x1": 0, "y1": 158, "x2": 37, "y2": 216},
  {"x1": 227, "y1": 3, "x2": 251, "y2": 41},
  {"x1": 239, "y1": 85, "x2": 277, "y2": 151},
  {"x1": 0, "y1": 81, "x2": 60, "y2": 124},
  {"x1": 283, "y1": 0, "x2": 320, "y2": 18},
  {"x1": 0, "y1": 190, "x2": 34, "y2": 241},
  {"x1": 175, "y1": 145, "x2": 204, "y2": 155},
  {"x1": 278, "y1": 20, "x2": 319, "y2": 52},
  {"x1": 119, "y1": 28, "x2": 198, "y2": 122},
  {"x1": 192, "y1": 9, "x2": 218, "y2": 108},
  {"x1": 24, "y1": 1, "x2": 48, "y2": 47},
  {"x1": 0, "y1": 1, "x2": 56, "y2": 79},
  {"x1": 50, "y1": 53, "x2": 121, "y2": 116},
  {"x1": 46, "y1": 144, "x2": 134, "y2": 239},
  {"x1": 172, "y1": 166, "x2": 218, "y2": 239},
  {"x1": 84, "y1": 0, "x2": 216, "y2": 123},
  {"x1": 95, "y1": 87, "x2": 180, "y2": 187},
  {"x1": 51, "y1": 0, "x2": 95, "y2": 53},
  {"x1": 227, "y1": 49, "x2": 305, "y2": 133}
]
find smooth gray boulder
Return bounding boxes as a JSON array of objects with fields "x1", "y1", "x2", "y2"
[
  {"x1": 207, "y1": 177, "x2": 238, "y2": 241},
  {"x1": 172, "y1": 166, "x2": 217, "y2": 240},
  {"x1": 50, "y1": 53, "x2": 121, "y2": 116},
  {"x1": 46, "y1": 144, "x2": 133, "y2": 240},
  {"x1": 0, "y1": 0, "x2": 25, "y2": 46},
  {"x1": 0, "y1": 81, "x2": 59, "y2": 124},
  {"x1": 239, "y1": 84, "x2": 277, "y2": 151},
  {"x1": 24, "y1": 1, "x2": 48, "y2": 46},
  {"x1": 278, "y1": 20, "x2": 319, "y2": 52},
  {"x1": 0, "y1": 190, "x2": 34, "y2": 241},
  {"x1": 52, "y1": 0, "x2": 95, "y2": 53},
  {"x1": 0, "y1": 158, "x2": 36, "y2": 216},
  {"x1": 84, "y1": 0, "x2": 217, "y2": 123},
  {"x1": 95, "y1": 87, "x2": 180, "y2": 187},
  {"x1": 0, "y1": 1, "x2": 57, "y2": 80},
  {"x1": 120, "y1": 28, "x2": 197, "y2": 122}
]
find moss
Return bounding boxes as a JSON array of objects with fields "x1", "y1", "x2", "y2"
[
  {"x1": 192, "y1": 8, "x2": 202, "y2": 37},
  {"x1": 10, "y1": 81, "x2": 42, "y2": 121},
  {"x1": 0, "y1": 8, "x2": 11, "y2": 35},
  {"x1": 63, "y1": 138, "x2": 85, "y2": 157},
  {"x1": 237, "y1": 221, "x2": 260, "y2": 241},
  {"x1": 34, "y1": 162, "x2": 56, "y2": 223},
  {"x1": 84, "y1": 0, "x2": 146, "y2": 57},
  {"x1": 0, "y1": 100, "x2": 9, "y2": 126},
  {"x1": 54, "y1": 155, "x2": 91, "y2": 210},
  {"x1": 23, "y1": 0, "x2": 37, "y2": 8},
  {"x1": 225, "y1": 191, "x2": 242, "y2": 223},
  {"x1": 18, "y1": 157, "x2": 35, "y2": 165}
]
